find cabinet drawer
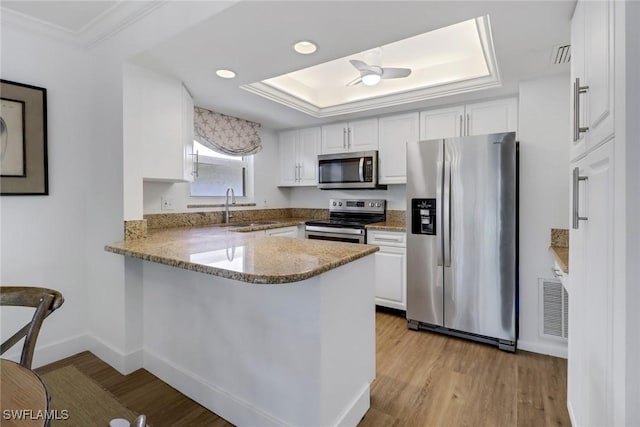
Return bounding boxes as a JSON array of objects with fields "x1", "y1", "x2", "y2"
[{"x1": 367, "y1": 231, "x2": 406, "y2": 247}]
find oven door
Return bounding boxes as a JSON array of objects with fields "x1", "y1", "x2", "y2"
[{"x1": 305, "y1": 226, "x2": 365, "y2": 244}]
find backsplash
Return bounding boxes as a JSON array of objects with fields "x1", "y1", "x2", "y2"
[{"x1": 551, "y1": 228, "x2": 569, "y2": 248}]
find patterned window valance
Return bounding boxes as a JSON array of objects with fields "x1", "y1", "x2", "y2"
[{"x1": 194, "y1": 106, "x2": 262, "y2": 156}]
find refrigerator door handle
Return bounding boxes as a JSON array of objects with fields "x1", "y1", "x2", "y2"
[
  {"x1": 443, "y1": 160, "x2": 451, "y2": 268},
  {"x1": 436, "y1": 158, "x2": 444, "y2": 266}
]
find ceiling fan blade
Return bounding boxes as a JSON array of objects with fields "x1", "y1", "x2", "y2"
[
  {"x1": 381, "y1": 67, "x2": 412, "y2": 79},
  {"x1": 350, "y1": 59, "x2": 374, "y2": 72},
  {"x1": 346, "y1": 76, "x2": 363, "y2": 86}
]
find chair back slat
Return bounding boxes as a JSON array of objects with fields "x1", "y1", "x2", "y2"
[{"x1": 1, "y1": 286, "x2": 64, "y2": 369}]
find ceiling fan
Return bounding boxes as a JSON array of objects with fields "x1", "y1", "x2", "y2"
[{"x1": 346, "y1": 48, "x2": 412, "y2": 87}]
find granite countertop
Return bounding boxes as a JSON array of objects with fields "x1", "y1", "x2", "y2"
[
  {"x1": 105, "y1": 222, "x2": 379, "y2": 284},
  {"x1": 550, "y1": 246, "x2": 569, "y2": 273},
  {"x1": 549, "y1": 228, "x2": 569, "y2": 273},
  {"x1": 366, "y1": 220, "x2": 406, "y2": 232}
]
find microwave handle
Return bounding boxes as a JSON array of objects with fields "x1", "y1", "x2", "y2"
[{"x1": 359, "y1": 157, "x2": 365, "y2": 182}]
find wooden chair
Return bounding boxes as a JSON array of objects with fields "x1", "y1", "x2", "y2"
[{"x1": 1, "y1": 286, "x2": 64, "y2": 369}]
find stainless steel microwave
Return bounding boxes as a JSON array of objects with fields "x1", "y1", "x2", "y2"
[{"x1": 317, "y1": 151, "x2": 381, "y2": 190}]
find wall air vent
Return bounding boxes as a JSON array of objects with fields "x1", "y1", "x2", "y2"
[
  {"x1": 539, "y1": 278, "x2": 569, "y2": 340},
  {"x1": 551, "y1": 44, "x2": 571, "y2": 65}
]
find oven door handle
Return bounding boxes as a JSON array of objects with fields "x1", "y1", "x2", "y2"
[
  {"x1": 359, "y1": 157, "x2": 365, "y2": 182},
  {"x1": 305, "y1": 225, "x2": 364, "y2": 235}
]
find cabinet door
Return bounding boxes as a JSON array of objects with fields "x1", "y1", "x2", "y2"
[
  {"x1": 465, "y1": 98, "x2": 518, "y2": 136},
  {"x1": 349, "y1": 118, "x2": 379, "y2": 152},
  {"x1": 374, "y1": 245, "x2": 407, "y2": 311},
  {"x1": 141, "y1": 71, "x2": 184, "y2": 181},
  {"x1": 378, "y1": 113, "x2": 419, "y2": 184},
  {"x1": 568, "y1": 141, "x2": 614, "y2": 427},
  {"x1": 298, "y1": 127, "x2": 320, "y2": 185},
  {"x1": 584, "y1": 0, "x2": 614, "y2": 150},
  {"x1": 321, "y1": 122, "x2": 347, "y2": 154},
  {"x1": 419, "y1": 105, "x2": 465, "y2": 140},
  {"x1": 181, "y1": 85, "x2": 195, "y2": 182},
  {"x1": 570, "y1": 0, "x2": 588, "y2": 160},
  {"x1": 279, "y1": 130, "x2": 298, "y2": 186},
  {"x1": 265, "y1": 226, "x2": 298, "y2": 238}
]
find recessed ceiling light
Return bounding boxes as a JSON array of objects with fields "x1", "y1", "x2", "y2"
[
  {"x1": 216, "y1": 69, "x2": 236, "y2": 79},
  {"x1": 293, "y1": 41, "x2": 317, "y2": 55}
]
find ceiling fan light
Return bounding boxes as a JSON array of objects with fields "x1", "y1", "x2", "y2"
[{"x1": 361, "y1": 73, "x2": 381, "y2": 86}]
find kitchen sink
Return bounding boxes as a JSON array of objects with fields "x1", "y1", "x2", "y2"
[{"x1": 224, "y1": 220, "x2": 280, "y2": 228}]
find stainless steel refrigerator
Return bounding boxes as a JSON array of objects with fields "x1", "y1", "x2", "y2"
[{"x1": 406, "y1": 132, "x2": 517, "y2": 351}]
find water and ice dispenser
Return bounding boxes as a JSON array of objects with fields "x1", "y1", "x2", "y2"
[{"x1": 411, "y1": 199, "x2": 436, "y2": 235}]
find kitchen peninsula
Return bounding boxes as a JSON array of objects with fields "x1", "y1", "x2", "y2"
[{"x1": 105, "y1": 223, "x2": 378, "y2": 427}]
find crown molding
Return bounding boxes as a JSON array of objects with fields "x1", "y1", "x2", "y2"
[{"x1": 0, "y1": 1, "x2": 167, "y2": 49}]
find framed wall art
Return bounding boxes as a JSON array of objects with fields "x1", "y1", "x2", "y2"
[{"x1": 0, "y1": 79, "x2": 48, "y2": 195}]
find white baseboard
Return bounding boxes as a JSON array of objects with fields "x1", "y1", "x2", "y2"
[
  {"x1": 518, "y1": 339, "x2": 568, "y2": 359},
  {"x1": 86, "y1": 335, "x2": 143, "y2": 375},
  {"x1": 143, "y1": 351, "x2": 289, "y2": 427},
  {"x1": 334, "y1": 384, "x2": 370, "y2": 427},
  {"x1": 1, "y1": 334, "x2": 89, "y2": 369}
]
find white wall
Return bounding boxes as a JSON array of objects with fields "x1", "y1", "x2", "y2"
[
  {"x1": 288, "y1": 185, "x2": 407, "y2": 211},
  {"x1": 0, "y1": 26, "x2": 91, "y2": 366},
  {"x1": 517, "y1": 74, "x2": 571, "y2": 357},
  {"x1": 1, "y1": 2, "x2": 238, "y2": 372},
  {"x1": 143, "y1": 127, "x2": 290, "y2": 214}
]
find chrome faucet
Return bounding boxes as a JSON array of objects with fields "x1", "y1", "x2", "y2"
[{"x1": 225, "y1": 187, "x2": 236, "y2": 223}]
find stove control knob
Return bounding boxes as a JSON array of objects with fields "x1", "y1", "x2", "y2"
[
  {"x1": 376, "y1": 202, "x2": 381, "y2": 207},
  {"x1": 370, "y1": 202, "x2": 375, "y2": 207},
  {"x1": 338, "y1": 202, "x2": 343, "y2": 206},
  {"x1": 332, "y1": 202, "x2": 337, "y2": 206}
]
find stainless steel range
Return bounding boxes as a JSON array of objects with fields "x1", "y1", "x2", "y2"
[{"x1": 305, "y1": 199, "x2": 386, "y2": 244}]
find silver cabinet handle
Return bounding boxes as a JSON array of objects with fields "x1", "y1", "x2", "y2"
[
  {"x1": 343, "y1": 128, "x2": 347, "y2": 149},
  {"x1": 466, "y1": 113, "x2": 470, "y2": 136},
  {"x1": 459, "y1": 115, "x2": 463, "y2": 136},
  {"x1": 573, "y1": 77, "x2": 590, "y2": 142},
  {"x1": 572, "y1": 167, "x2": 588, "y2": 229},
  {"x1": 299, "y1": 162, "x2": 303, "y2": 181},
  {"x1": 347, "y1": 127, "x2": 352, "y2": 149}
]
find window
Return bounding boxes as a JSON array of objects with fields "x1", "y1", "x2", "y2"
[{"x1": 190, "y1": 141, "x2": 249, "y2": 197}]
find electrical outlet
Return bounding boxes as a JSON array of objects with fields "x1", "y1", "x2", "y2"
[{"x1": 161, "y1": 196, "x2": 174, "y2": 211}]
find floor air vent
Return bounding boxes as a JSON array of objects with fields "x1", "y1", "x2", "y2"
[
  {"x1": 539, "y1": 278, "x2": 569, "y2": 340},
  {"x1": 551, "y1": 44, "x2": 571, "y2": 65}
]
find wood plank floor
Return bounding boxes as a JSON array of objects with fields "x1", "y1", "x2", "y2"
[{"x1": 37, "y1": 311, "x2": 570, "y2": 426}]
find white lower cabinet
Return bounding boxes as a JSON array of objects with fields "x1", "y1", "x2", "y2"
[
  {"x1": 367, "y1": 230, "x2": 407, "y2": 311},
  {"x1": 568, "y1": 141, "x2": 615, "y2": 427},
  {"x1": 265, "y1": 226, "x2": 298, "y2": 238}
]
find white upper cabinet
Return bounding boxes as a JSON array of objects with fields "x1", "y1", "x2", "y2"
[
  {"x1": 181, "y1": 85, "x2": 195, "y2": 182},
  {"x1": 419, "y1": 105, "x2": 465, "y2": 140},
  {"x1": 298, "y1": 127, "x2": 321, "y2": 185},
  {"x1": 570, "y1": 0, "x2": 614, "y2": 160},
  {"x1": 465, "y1": 98, "x2": 518, "y2": 136},
  {"x1": 379, "y1": 112, "x2": 419, "y2": 184},
  {"x1": 419, "y1": 98, "x2": 517, "y2": 141},
  {"x1": 279, "y1": 127, "x2": 320, "y2": 186},
  {"x1": 137, "y1": 68, "x2": 194, "y2": 182},
  {"x1": 279, "y1": 130, "x2": 298, "y2": 186},
  {"x1": 321, "y1": 118, "x2": 378, "y2": 154}
]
